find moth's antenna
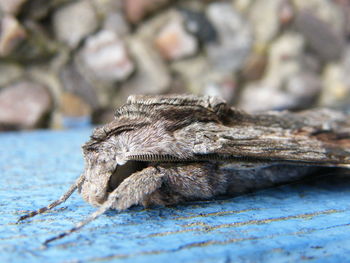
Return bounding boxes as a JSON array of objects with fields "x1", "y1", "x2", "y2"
[
  {"x1": 43, "y1": 186, "x2": 119, "y2": 246},
  {"x1": 17, "y1": 174, "x2": 85, "y2": 222}
]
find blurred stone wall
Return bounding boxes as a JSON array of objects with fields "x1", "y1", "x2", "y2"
[{"x1": 0, "y1": 0, "x2": 349, "y2": 130}]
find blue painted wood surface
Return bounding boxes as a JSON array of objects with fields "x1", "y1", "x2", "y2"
[{"x1": 1, "y1": 129, "x2": 350, "y2": 263}]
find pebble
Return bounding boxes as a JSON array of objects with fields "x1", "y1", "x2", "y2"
[
  {"x1": 53, "y1": 0, "x2": 98, "y2": 48},
  {"x1": 103, "y1": 12, "x2": 130, "y2": 37},
  {"x1": 80, "y1": 30, "x2": 134, "y2": 82},
  {"x1": 180, "y1": 8, "x2": 217, "y2": 44},
  {"x1": 238, "y1": 32, "x2": 322, "y2": 111},
  {"x1": 320, "y1": 48, "x2": 350, "y2": 107},
  {"x1": 123, "y1": 0, "x2": 171, "y2": 24},
  {"x1": 205, "y1": 2, "x2": 252, "y2": 73},
  {"x1": 0, "y1": 63, "x2": 23, "y2": 86},
  {"x1": 238, "y1": 72, "x2": 322, "y2": 111},
  {"x1": 0, "y1": 81, "x2": 52, "y2": 130},
  {"x1": 154, "y1": 15, "x2": 198, "y2": 60},
  {"x1": 264, "y1": 32, "x2": 305, "y2": 86},
  {"x1": 294, "y1": 9, "x2": 344, "y2": 61},
  {"x1": 248, "y1": 0, "x2": 284, "y2": 48},
  {"x1": 0, "y1": 0, "x2": 27, "y2": 15},
  {"x1": 60, "y1": 92, "x2": 92, "y2": 117},
  {"x1": 60, "y1": 63, "x2": 99, "y2": 109},
  {"x1": 121, "y1": 36, "x2": 171, "y2": 94},
  {"x1": 240, "y1": 53, "x2": 268, "y2": 81},
  {"x1": 0, "y1": 15, "x2": 27, "y2": 57}
]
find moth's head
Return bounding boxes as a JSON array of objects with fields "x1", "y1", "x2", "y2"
[
  {"x1": 79, "y1": 94, "x2": 231, "y2": 206},
  {"x1": 80, "y1": 122, "x2": 150, "y2": 206}
]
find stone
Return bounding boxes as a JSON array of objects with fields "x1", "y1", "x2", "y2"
[
  {"x1": 121, "y1": 36, "x2": 171, "y2": 94},
  {"x1": 103, "y1": 12, "x2": 130, "y2": 37},
  {"x1": 240, "y1": 53, "x2": 268, "y2": 81},
  {"x1": 248, "y1": 0, "x2": 284, "y2": 48},
  {"x1": 60, "y1": 92, "x2": 92, "y2": 117},
  {"x1": 154, "y1": 14, "x2": 198, "y2": 61},
  {"x1": 233, "y1": 0, "x2": 254, "y2": 14},
  {"x1": 53, "y1": 0, "x2": 98, "y2": 48},
  {"x1": 278, "y1": 0, "x2": 295, "y2": 26},
  {"x1": 0, "y1": 63, "x2": 23, "y2": 86},
  {"x1": 171, "y1": 55, "x2": 209, "y2": 94},
  {"x1": 293, "y1": 0, "x2": 345, "y2": 33},
  {"x1": 60, "y1": 63, "x2": 99, "y2": 109},
  {"x1": 171, "y1": 55, "x2": 236, "y2": 101},
  {"x1": 238, "y1": 32, "x2": 323, "y2": 111},
  {"x1": 0, "y1": 0, "x2": 27, "y2": 15},
  {"x1": 205, "y1": 2, "x2": 252, "y2": 73},
  {"x1": 180, "y1": 8, "x2": 217, "y2": 44},
  {"x1": 238, "y1": 72, "x2": 322, "y2": 112},
  {"x1": 92, "y1": 0, "x2": 123, "y2": 16},
  {"x1": 264, "y1": 32, "x2": 305, "y2": 86},
  {"x1": 0, "y1": 81, "x2": 52, "y2": 130},
  {"x1": 319, "y1": 47, "x2": 350, "y2": 107},
  {"x1": 123, "y1": 0, "x2": 171, "y2": 24},
  {"x1": 0, "y1": 15, "x2": 27, "y2": 57},
  {"x1": 294, "y1": 10, "x2": 345, "y2": 61},
  {"x1": 79, "y1": 30, "x2": 134, "y2": 83},
  {"x1": 200, "y1": 73, "x2": 237, "y2": 104}
]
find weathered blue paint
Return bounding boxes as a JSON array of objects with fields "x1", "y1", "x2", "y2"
[{"x1": 1, "y1": 129, "x2": 350, "y2": 263}]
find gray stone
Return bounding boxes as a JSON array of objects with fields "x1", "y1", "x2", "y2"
[
  {"x1": 180, "y1": 8, "x2": 217, "y2": 44},
  {"x1": 79, "y1": 30, "x2": 134, "y2": 83},
  {"x1": 60, "y1": 63, "x2": 99, "y2": 109},
  {"x1": 293, "y1": 0, "x2": 346, "y2": 34},
  {"x1": 319, "y1": 47, "x2": 350, "y2": 107},
  {"x1": 248, "y1": 0, "x2": 285, "y2": 48},
  {"x1": 171, "y1": 55, "x2": 209, "y2": 94},
  {"x1": 238, "y1": 32, "x2": 322, "y2": 111},
  {"x1": 238, "y1": 72, "x2": 321, "y2": 112},
  {"x1": 294, "y1": 10, "x2": 345, "y2": 61},
  {"x1": 53, "y1": 0, "x2": 98, "y2": 48},
  {"x1": 0, "y1": 15, "x2": 27, "y2": 57},
  {"x1": 264, "y1": 33, "x2": 305, "y2": 87},
  {"x1": 200, "y1": 73, "x2": 237, "y2": 104},
  {"x1": 0, "y1": 81, "x2": 52, "y2": 130},
  {"x1": 0, "y1": 0, "x2": 27, "y2": 15},
  {"x1": 205, "y1": 2, "x2": 252, "y2": 73},
  {"x1": 0, "y1": 63, "x2": 23, "y2": 86},
  {"x1": 103, "y1": 12, "x2": 130, "y2": 37},
  {"x1": 121, "y1": 36, "x2": 171, "y2": 94},
  {"x1": 171, "y1": 55, "x2": 236, "y2": 102}
]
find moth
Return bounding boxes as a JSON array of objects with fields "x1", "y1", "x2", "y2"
[{"x1": 18, "y1": 95, "x2": 350, "y2": 245}]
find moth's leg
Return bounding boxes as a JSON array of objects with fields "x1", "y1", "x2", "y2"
[
  {"x1": 111, "y1": 166, "x2": 164, "y2": 210},
  {"x1": 17, "y1": 174, "x2": 85, "y2": 222},
  {"x1": 43, "y1": 166, "x2": 164, "y2": 245}
]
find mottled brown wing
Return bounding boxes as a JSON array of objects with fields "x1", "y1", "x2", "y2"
[{"x1": 177, "y1": 108, "x2": 350, "y2": 167}]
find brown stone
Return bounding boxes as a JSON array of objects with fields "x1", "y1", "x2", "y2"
[
  {"x1": 60, "y1": 92, "x2": 92, "y2": 117},
  {"x1": 154, "y1": 15, "x2": 198, "y2": 61},
  {"x1": 0, "y1": 81, "x2": 52, "y2": 130},
  {"x1": 123, "y1": 0, "x2": 170, "y2": 24}
]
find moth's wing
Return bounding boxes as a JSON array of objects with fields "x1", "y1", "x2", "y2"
[{"x1": 175, "y1": 108, "x2": 350, "y2": 167}]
